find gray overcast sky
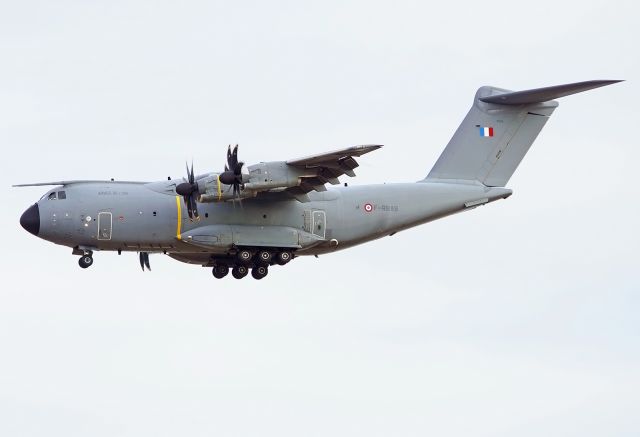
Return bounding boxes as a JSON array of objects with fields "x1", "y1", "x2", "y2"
[{"x1": 1, "y1": 1, "x2": 638, "y2": 436}]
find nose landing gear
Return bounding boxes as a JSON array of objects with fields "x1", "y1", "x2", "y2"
[
  {"x1": 73, "y1": 247, "x2": 95, "y2": 269},
  {"x1": 78, "y1": 254, "x2": 93, "y2": 269}
]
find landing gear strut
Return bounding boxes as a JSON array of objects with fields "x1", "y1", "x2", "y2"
[{"x1": 212, "y1": 265, "x2": 229, "y2": 279}]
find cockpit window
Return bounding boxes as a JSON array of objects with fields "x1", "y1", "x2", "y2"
[
  {"x1": 57, "y1": 191, "x2": 66, "y2": 199},
  {"x1": 47, "y1": 192, "x2": 57, "y2": 200}
]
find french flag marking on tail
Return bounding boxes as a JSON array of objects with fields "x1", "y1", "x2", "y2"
[{"x1": 479, "y1": 126, "x2": 494, "y2": 137}]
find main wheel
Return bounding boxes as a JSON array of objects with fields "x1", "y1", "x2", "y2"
[
  {"x1": 212, "y1": 265, "x2": 229, "y2": 279},
  {"x1": 232, "y1": 265, "x2": 249, "y2": 279},
  {"x1": 251, "y1": 265, "x2": 268, "y2": 280},
  {"x1": 275, "y1": 250, "x2": 292, "y2": 265},
  {"x1": 257, "y1": 250, "x2": 272, "y2": 265},
  {"x1": 78, "y1": 255, "x2": 93, "y2": 269},
  {"x1": 236, "y1": 249, "x2": 253, "y2": 264}
]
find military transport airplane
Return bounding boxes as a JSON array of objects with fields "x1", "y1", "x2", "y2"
[{"x1": 15, "y1": 80, "x2": 620, "y2": 279}]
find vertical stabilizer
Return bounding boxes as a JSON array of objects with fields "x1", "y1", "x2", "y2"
[{"x1": 425, "y1": 80, "x2": 621, "y2": 187}]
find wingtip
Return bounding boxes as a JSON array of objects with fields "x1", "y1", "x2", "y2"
[{"x1": 592, "y1": 79, "x2": 624, "y2": 85}]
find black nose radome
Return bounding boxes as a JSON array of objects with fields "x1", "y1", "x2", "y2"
[{"x1": 20, "y1": 203, "x2": 40, "y2": 236}]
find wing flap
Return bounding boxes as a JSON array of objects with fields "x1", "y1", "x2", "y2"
[{"x1": 284, "y1": 144, "x2": 382, "y2": 196}]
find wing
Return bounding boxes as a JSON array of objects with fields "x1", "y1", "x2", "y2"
[{"x1": 282, "y1": 144, "x2": 382, "y2": 199}]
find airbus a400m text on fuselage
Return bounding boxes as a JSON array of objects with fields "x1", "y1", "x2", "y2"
[{"x1": 16, "y1": 80, "x2": 620, "y2": 279}]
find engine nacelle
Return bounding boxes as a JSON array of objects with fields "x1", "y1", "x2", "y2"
[
  {"x1": 197, "y1": 174, "x2": 255, "y2": 203},
  {"x1": 244, "y1": 161, "x2": 303, "y2": 190},
  {"x1": 196, "y1": 162, "x2": 308, "y2": 202}
]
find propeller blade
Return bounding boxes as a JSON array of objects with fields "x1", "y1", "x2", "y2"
[
  {"x1": 188, "y1": 194, "x2": 199, "y2": 219},
  {"x1": 226, "y1": 145, "x2": 232, "y2": 170},
  {"x1": 230, "y1": 144, "x2": 239, "y2": 169},
  {"x1": 143, "y1": 252, "x2": 151, "y2": 271},
  {"x1": 177, "y1": 161, "x2": 200, "y2": 219},
  {"x1": 139, "y1": 252, "x2": 145, "y2": 271},
  {"x1": 186, "y1": 196, "x2": 193, "y2": 219}
]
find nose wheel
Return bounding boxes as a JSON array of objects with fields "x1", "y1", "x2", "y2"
[{"x1": 78, "y1": 255, "x2": 93, "y2": 269}]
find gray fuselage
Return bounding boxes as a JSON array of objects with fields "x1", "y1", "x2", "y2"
[{"x1": 27, "y1": 179, "x2": 511, "y2": 266}]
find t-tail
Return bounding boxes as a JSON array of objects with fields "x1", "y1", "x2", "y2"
[{"x1": 425, "y1": 80, "x2": 622, "y2": 187}]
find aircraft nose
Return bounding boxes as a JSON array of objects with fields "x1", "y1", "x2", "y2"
[{"x1": 20, "y1": 203, "x2": 40, "y2": 236}]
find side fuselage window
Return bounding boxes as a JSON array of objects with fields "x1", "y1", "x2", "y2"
[{"x1": 57, "y1": 191, "x2": 66, "y2": 199}]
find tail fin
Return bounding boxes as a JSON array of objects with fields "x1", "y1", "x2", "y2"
[{"x1": 425, "y1": 80, "x2": 621, "y2": 187}]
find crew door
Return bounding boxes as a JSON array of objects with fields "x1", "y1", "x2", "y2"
[{"x1": 97, "y1": 212, "x2": 112, "y2": 240}]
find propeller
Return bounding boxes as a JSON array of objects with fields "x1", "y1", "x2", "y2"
[
  {"x1": 175, "y1": 162, "x2": 199, "y2": 219},
  {"x1": 139, "y1": 252, "x2": 151, "y2": 271},
  {"x1": 219, "y1": 144, "x2": 245, "y2": 198}
]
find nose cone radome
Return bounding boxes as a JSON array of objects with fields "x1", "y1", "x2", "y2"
[{"x1": 20, "y1": 203, "x2": 40, "y2": 236}]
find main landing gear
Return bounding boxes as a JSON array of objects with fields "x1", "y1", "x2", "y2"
[
  {"x1": 212, "y1": 263, "x2": 267, "y2": 280},
  {"x1": 210, "y1": 248, "x2": 294, "y2": 280}
]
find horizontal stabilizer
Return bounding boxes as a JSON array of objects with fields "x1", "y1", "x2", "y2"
[{"x1": 479, "y1": 80, "x2": 622, "y2": 105}]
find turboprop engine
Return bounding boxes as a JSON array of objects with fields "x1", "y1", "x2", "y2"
[{"x1": 198, "y1": 161, "x2": 305, "y2": 202}]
